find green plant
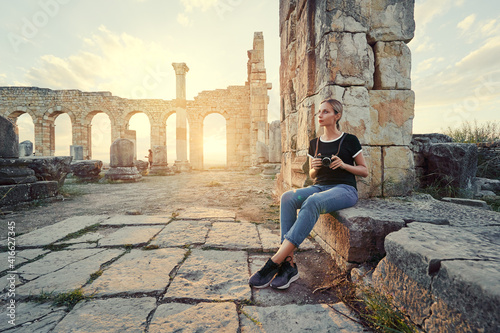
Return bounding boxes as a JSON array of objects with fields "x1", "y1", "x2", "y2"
[
  {"x1": 477, "y1": 154, "x2": 500, "y2": 180},
  {"x1": 32, "y1": 288, "x2": 87, "y2": 310},
  {"x1": 314, "y1": 273, "x2": 417, "y2": 333},
  {"x1": 443, "y1": 120, "x2": 499, "y2": 143},
  {"x1": 483, "y1": 196, "x2": 500, "y2": 212},
  {"x1": 58, "y1": 223, "x2": 100, "y2": 242},
  {"x1": 88, "y1": 270, "x2": 103, "y2": 283},
  {"x1": 417, "y1": 174, "x2": 474, "y2": 200},
  {"x1": 360, "y1": 286, "x2": 417, "y2": 333},
  {"x1": 240, "y1": 309, "x2": 262, "y2": 327}
]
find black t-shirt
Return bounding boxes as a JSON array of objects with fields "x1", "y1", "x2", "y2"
[{"x1": 307, "y1": 133, "x2": 362, "y2": 189}]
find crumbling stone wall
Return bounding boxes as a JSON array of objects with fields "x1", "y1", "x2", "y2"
[
  {"x1": 0, "y1": 33, "x2": 273, "y2": 170},
  {"x1": 278, "y1": 0, "x2": 416, "y2": 198}
]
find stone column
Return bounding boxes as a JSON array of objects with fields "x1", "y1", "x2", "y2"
[
  {"x1": 188, "y1": 119, "x2": 203, "y2": 170},
  {"x1": 34, "y1": 117, "x2": 44, "y2": 156},
  {"x1": 172, "y1": 62, "x2": 191, "y2": 172},
  {"x1": 49, "y1": 122, "x2": 55, "y2": 156},
  {"x1": 248, "y1": 32, "x2": 272, "y2": 166},
  {"x1": 72, "y1": 120, "x2": 91, "y2": 160}
]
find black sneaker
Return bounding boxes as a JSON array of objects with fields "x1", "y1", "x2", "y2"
[
  {"x1": 249, "y1": 258, "x2": 280, "y2": 288},
  {"x1": 270, "y1": 257, "x2": 299, "y2": 289}
]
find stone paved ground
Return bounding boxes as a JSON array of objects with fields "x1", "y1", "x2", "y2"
[{"x1": 0, "y1": 207, "x2": 369, "y2": 332}]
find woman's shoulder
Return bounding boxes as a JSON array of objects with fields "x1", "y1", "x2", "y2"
[
  {"x1": 344, "y1": 132, "x2": 360, "y2": 140},
  {"x1": 343, "y1": 133, "x2": 362, "y2": 146}
]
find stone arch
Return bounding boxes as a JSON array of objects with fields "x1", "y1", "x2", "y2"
[
  {"x1": 201, "y1": 112, "x2": 228, "y2": 169},
  {"x1": 123, "y1": 110, "x2": 152, "y2": 160},
  {"x1": 84, "y1": 110, "x2": 114, "y2": 160},
  {"x1": 4, "y1": 106, "x2": 38, "y2": 123},
  {"x1": 41, "y1": 105, "x2": 77, "y2": 156},
  {"x1": 4, "y1": 108, "x2": 36, "y2": 154}
]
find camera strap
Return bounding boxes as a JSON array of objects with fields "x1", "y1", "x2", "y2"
[{"x1": 314, "y1": 133, "x2": 346, "y2": 157}]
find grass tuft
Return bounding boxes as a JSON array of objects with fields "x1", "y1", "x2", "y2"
[
  {"x1": 314, "y1": 273, "x2": 418, "y2": 333},
  {"x1": 58, "y1": 223, "x2": 100, "y2": 243},
  {"x1": 32, "y1": 288, "x2": 88, "y2": 310},
  {"x1": 443, "y1": 120, "x2": 499, "y2": 144}
]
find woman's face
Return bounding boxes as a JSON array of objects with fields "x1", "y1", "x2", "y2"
[{"x1": 317, "y1": 102, "x2": 338, "y2": 127}]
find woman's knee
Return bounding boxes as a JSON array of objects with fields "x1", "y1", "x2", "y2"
[
  {"x1": 301, "y1": 194, "x2": 321, "y2": 211},
  {"x1": 280, "y1": 190, "x2": 296, "y2": 205}
]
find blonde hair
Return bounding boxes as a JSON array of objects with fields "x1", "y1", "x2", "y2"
[{"x1": 320, "y1": 98, "x2": 343, "y2": 130}]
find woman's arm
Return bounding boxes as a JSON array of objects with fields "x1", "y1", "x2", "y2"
[{"x1": 330, "y1": 153, "x2": 369, "y2": 177}]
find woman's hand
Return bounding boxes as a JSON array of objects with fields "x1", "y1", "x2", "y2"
[
  {"x1": 329, "y1": 155, "x2": 344, "y2": 170},
  {"x1": 311, "y1": 156, "x2": 323, "y2": 170}
]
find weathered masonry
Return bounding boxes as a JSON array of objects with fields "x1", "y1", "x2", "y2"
[
  {"x1": 0, "y1": 32, "x2": 273, "y2": 170},
  {"x1": 278, "y1": 0, "x2": 415, "y2": 198}
]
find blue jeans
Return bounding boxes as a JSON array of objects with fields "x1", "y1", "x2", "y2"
[{"x1": 280, "y1": 184, "x2": 358, "y2": 248}]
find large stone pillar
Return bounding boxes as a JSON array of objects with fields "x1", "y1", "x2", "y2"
[
  {"x1": 278, "y1": 0, "x2": 415, "y2": 198},
  {"x1": 248, "y1": 32, "x2": 272, "y2": 166},
  {"x1": 189, "y1": 119, "x2": 203, "y2": 170},
  {"x1": 172, "y1": 62, "x2": 191, "y2": 172},
  {"x1": 72, "y1": 121, "x2": 90, "y2": 159},
  {"x1": 34, "y1": 117, "x2": 44, "y2": 156}
]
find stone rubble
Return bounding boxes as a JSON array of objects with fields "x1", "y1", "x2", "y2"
[
  {"x1": 70, "y1": 159, "x2": 103, "y2": 182},
  {"x1": 0, "y1": 209, "x2": 366, "y2": 332}
]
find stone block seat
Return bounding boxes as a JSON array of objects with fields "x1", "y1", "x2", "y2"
[{"x1": 312, "y1": 194, "x2": 500, "y2": 332}]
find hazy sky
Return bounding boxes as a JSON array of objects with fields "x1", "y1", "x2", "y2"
[{"x1": 1, "y1": 0, "x2": 499, "y2": 163}]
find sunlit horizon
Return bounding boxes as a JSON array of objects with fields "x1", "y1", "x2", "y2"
[{"x1": 5, "y1": 1, "x2": 500, "y2": 162}]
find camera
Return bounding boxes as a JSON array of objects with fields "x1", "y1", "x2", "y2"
[{"x1": 316, "y1": 155, "x2": 332, "y2": 167}]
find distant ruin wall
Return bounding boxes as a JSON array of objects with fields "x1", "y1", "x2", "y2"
[
  {"x1": 0, "y1": 33, "x2": 274, "y2": 170},
  {"x1": 278, "y1": 0, "x2": 416, "y2": 198}
]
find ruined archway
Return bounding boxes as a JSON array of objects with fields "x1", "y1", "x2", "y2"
[
  {"x1": 126, "y1": 112, "x2": 151, "y2": 161},
  {"x1": 0, "y1": 32, "x2": 271, "y2": 167},
  {"x1": 166, "y1": 112, "x2": 190, "y2": 165},
  {"x1": 203, "y1": 113, "x2": 227, "y2": 169},
  {"x1": 89, "y1": 112, "x2": 112, "y2": 162},
  {"x1": 53, "y1": 113, "x2": 72, "y2": 156}
]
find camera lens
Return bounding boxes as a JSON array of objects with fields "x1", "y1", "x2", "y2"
[{"x1": 321, "y1": 157, "x2": 331, "y2": 166}]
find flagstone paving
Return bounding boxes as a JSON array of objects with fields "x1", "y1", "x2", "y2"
[{"x1": 0, "y1": 209, "x2": 368, "y2": 332}]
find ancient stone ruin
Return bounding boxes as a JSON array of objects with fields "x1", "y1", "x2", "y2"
[
  {"x1": 0, "y1": 115, "x2": 59, "y2": 207},
  {"x1": 0, "y1": 33, "x2": 278, "y2": 171},
  {"x1": 278, "y1": 0, "x2": 415, "y2": 199},
  {"x1": 278, "y1": 1, "x2": 498, "y2": 332},
  {"x1": 105, "y1": 138, "x2": 142, "y2": 182}
]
